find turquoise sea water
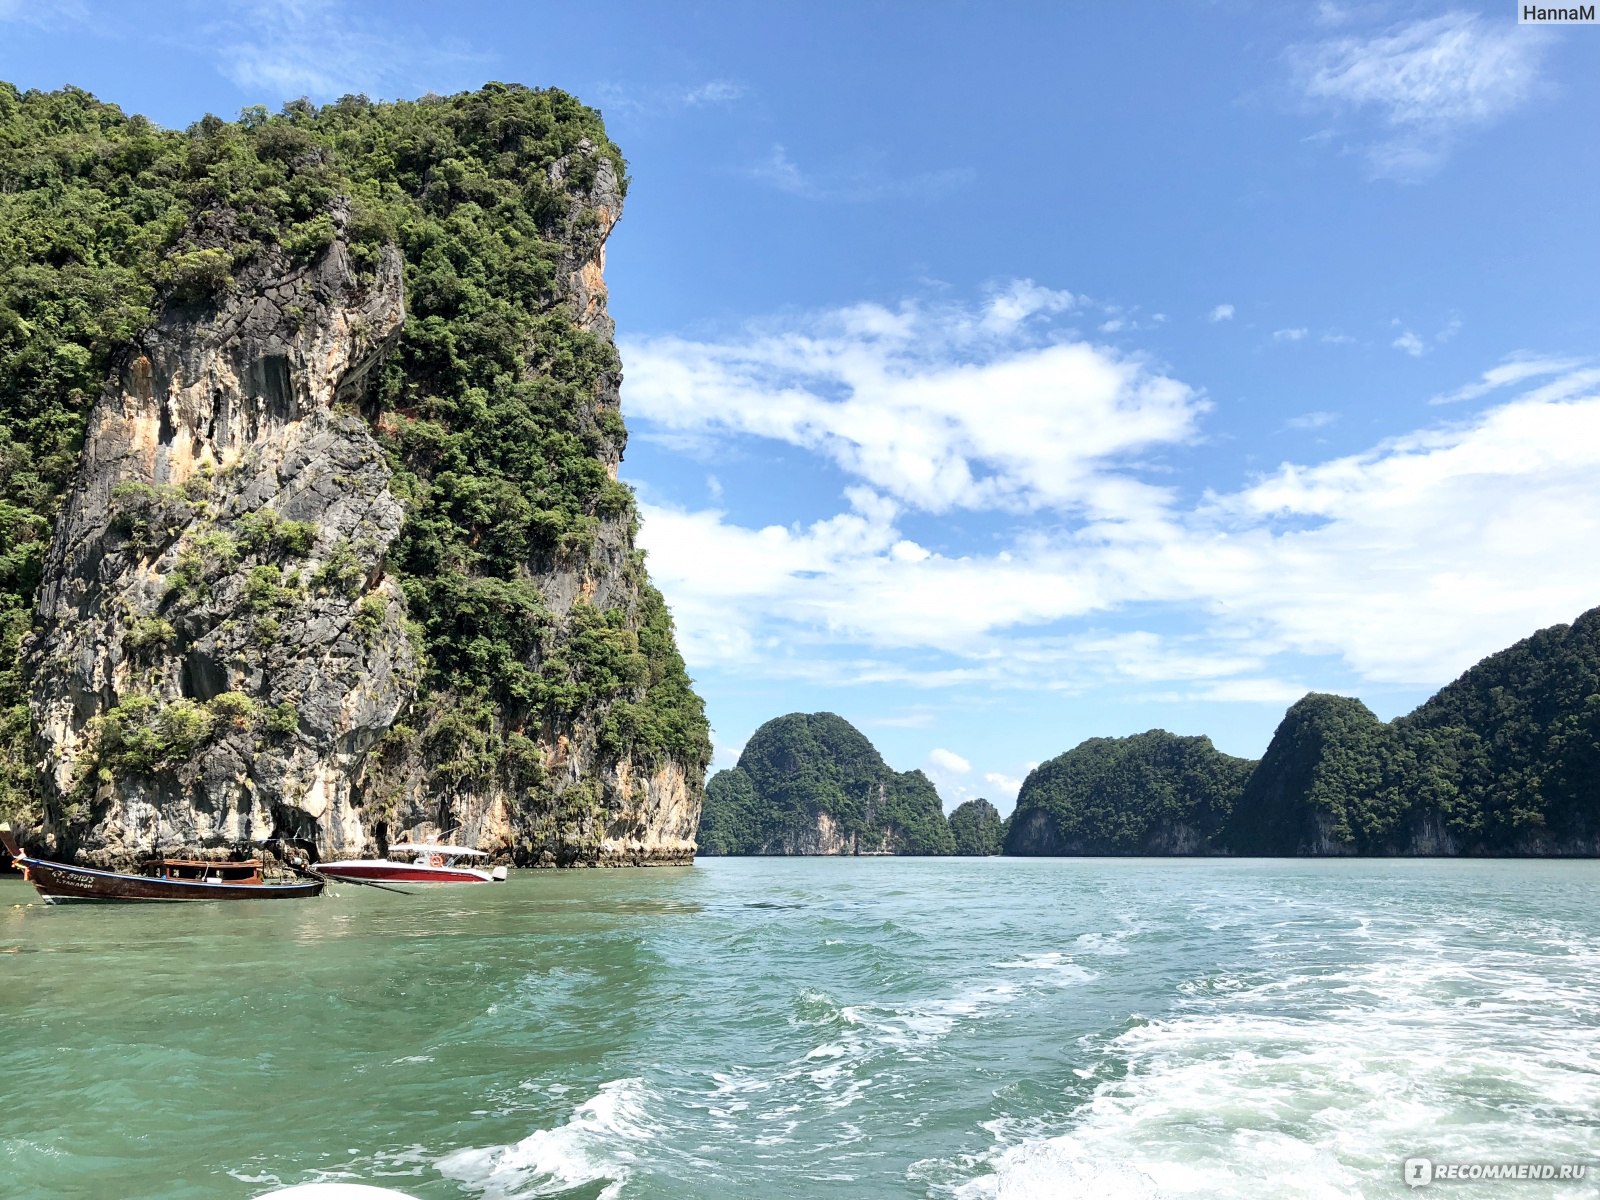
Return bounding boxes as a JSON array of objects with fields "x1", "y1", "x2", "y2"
[{"x1": 2, "y1": 857, "x2": 1597, "y2": 1199}]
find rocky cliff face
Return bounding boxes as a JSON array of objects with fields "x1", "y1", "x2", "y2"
[
  {"x1": 354, "y1": 147, "x2": 704, "y2": 868},
  {"x1": 21, "y1": 101, "x2": 707, "y2": 869},
  {"x1": 29, "y1": 217, "x2": 415, "y2": 866}
]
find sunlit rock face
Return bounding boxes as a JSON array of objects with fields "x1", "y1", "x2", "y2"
[{"x1": 29, "y1": 215, "x2": 415, "y2": 867}]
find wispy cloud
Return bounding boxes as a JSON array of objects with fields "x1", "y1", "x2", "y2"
[
  {"x1": 1392, "y1": 316, "x2": 1461, "y2": 358},
  {"x1": 628, "y1": 285, "x2": 1600, "y2": 700},
  {"x1": 1292, "y1": 11, "x2": 1554, "y2": 179},
  {"x1": 1430, "y1": 353, "x2": 1592, "y2": 405},
  {"x1": 0, "y1": 0, "x2": 85, "y2": 26},
  {"x1": 0, "y1": 0, "x2": 86, "y2": 27},
  {"x1": 1286, "y1": 411, "x2": 1338, "y2": 430},
  {"x1": 983, "y1": 771, "x2": 1024, "y2": 801},
  {"x1": 1209, "y1": 303, "x2": 1236, "y2": 322},
  {"x1": 863, "y1": 711, "x2": 938, "y2": 729},
  {"x1": 1273, "y1": 327, "x2": 1309, "y2": 342},
  {"x1": 682, "y1": 80, "x2": 744, "y2": 106},
  {"x1": 209, "y1": 0, "x2": 483, "y2": 101},
  {"x1": 1393, "y1": 330, "x2": 1426, "y2": 357},
  {"x1": 746, "y1": 143, "x2": 973, "y2": 203},
  {"x1": 595, "y1": 78, "x2": 746, "y2": 120}
]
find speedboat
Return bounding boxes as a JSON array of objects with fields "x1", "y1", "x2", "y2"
[{"x1": 316, "y1": 842, "x2": 508, "y2": 885}]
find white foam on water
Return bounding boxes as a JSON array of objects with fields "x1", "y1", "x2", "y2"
[
  {"x1": 1073, "y1": 927, "x2": 1140, "y2": 956},
  {"x1": 952, "y1": 1140, "x2": 1164, "y2": 1200},
  {"x1": 436, "y1": 1077, "x2": 657, "y2": 1199},
  {"x1": 950, "y1": 907, "x2": 1600, "y2": 1199}
]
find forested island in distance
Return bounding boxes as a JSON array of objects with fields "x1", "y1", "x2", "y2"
[{"x1": 699, "y1": 604, "x2": 1600, "y2": 857}]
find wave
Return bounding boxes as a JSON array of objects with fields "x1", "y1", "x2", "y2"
[
  {"x1": 949, "y1": 906, "x2": 1600, "y2": 1199},
  {"x1": 436, "y1": 1078, "x2": 658, "y2": 1199}
]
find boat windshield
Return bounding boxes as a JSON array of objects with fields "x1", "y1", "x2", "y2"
[{"x1": 388, "y1": 843, "x2": 487, "y2": 861}]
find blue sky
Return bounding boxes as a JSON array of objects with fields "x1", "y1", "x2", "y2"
[{"x1": 4, "y1": 1, "x2": 1598, "y2": 811}]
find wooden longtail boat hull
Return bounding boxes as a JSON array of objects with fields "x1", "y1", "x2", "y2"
[{"x1": 13, "y1": 856, "x2": 324, "y2": 903}]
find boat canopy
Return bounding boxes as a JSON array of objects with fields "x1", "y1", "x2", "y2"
[{"x1": 388, "y1": 843, "x2": 489, "y2": 857}]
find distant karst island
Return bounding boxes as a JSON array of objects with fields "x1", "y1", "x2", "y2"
[{"x1": 701, "y1": 605, "x2": 1600, "y2": 857}]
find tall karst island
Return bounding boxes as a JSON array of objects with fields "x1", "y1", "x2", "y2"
[{"x1": 0, "y1": 83, "x2": 709, "y2": 868}]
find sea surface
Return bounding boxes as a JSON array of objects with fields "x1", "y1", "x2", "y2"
[{"x1": 2, "y1": 857, "x2": 1597, "y2": 1199}]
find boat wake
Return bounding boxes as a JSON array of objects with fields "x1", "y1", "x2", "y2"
[
  {"x1": 436, "y1": 1078, "x2": 658, "y2": 1199},
  {"x1": 941, "y1": 906, "x2": 1600, "y2": 1199}
]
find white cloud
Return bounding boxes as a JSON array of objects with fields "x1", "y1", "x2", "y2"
[
  {"x1": 1139, "y1": 679, "x2": 1321, "y2": 706},
  {"x1": 682, "y1": 80, "x2": 745, "y2": 107},
  {"x1": 0, "y1": 0, "x2": 85, "y2": 27},
  {"x1": 623, "y1": 291, "x2": 1203, "y2": 519},
  {"x1": 979, "y1": 774, "x2": 1017, "y2": 803},
  {"x1": 929, "y1": 748, "x2": 971, "y2": 774},
  {"x1": 1431, "y1": 355, "x2": 1591, "y2": 405},
  {"x1": 1286, "y1": 411, "x2": 1338, "y2": 430},
  {"x1": 597, "y1": 78, "x2": 746, "y2": 119},
  {"x1": 1274, "y1": 328, "x2": 1309, "y2": 342},
  {"x1": 1209, "y1": 304, "x2": 1236, "y2": 323},
  {"x1": 628, "y1": 290, "x2": 1600, "y2": 700},
  {"x1": 1391, "y1": 317, "x2": 1464, "y2": 358},
  {"x1": 210, "y1": 0, "x2": 481, "y2": 100},
  {"x1": 1392, "y1": 330, "x2": 1426, "y2": 356},
  {"x1": 1293, "y1": 11, "x2": 1553, "y2": 179},
  {"x1": 981, "y1": 280, "x2": 1076, "y2": 335},
  {"x1": 745, "y1": 144, "x2": 974, "y2": 203}
]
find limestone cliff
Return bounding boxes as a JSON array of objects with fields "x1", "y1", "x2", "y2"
[
  {"x1": 10, "y1": 86, "x2": 708, "y2": 868},
  {"x1": 29, "y1": 220, "x2": 413, "y2": 865}
]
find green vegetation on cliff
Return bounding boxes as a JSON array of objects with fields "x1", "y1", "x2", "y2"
[
  {"x1": 1228, "y1": 694, "x2": 1403, "y2": 853},
  {"x1": 948, "y1": 798, "x2": 1006, "y2": 856},
  {"x1": 1006, "y1": 731, "x2": 1255, "y2": 855},
  {"x1": 698, "y1": 713, "x2": 956, "y2": 855},
  {"x1": 1233, "y1": 611, "x2": 1600, "y2": 853},
  {"x1": 1009, "y1": 607, "x2": 1600, "y2": 857},
  {"x1": 0, "y1": 81, "x2": 708, "y2": 823}
]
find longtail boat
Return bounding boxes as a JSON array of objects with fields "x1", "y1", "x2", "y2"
[{"x1": 0, "y1": 825, "x2": 323, "y2": 904}]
